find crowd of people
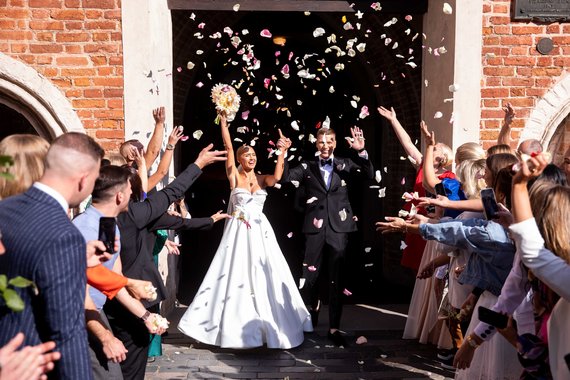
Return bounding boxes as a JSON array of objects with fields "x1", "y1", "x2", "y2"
[
  {"x1": 377, "y1": 103, "x2": 570, "y2": 379},
  {"x1": 1, "y1": 101, "x2": 570, "y2": 380}
]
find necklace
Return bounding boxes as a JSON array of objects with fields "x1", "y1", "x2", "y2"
[{"x1": 240, "y1": 172, "x2": 256, "y2": 188}]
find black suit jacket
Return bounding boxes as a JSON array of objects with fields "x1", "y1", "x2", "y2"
[
  {"x1": 283, "y1": 153, "x2": 374, "y2": 233},
  {"x1": 116, "y1": 163, "x2": 213, "y2": 309}
]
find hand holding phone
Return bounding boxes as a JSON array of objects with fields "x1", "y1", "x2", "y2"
[
  {"x1": 478, "y1": 306, "x2": 508, "y2": 329},
  {"x1": 434, "y1": 183, "x2": 446, "y2": 197},
  {"x1": 481, "y1": 188, "x2": 500, "y2": 220},
  {"x1": 98, "y1": 217, "x2": 116, "y2": 254}
]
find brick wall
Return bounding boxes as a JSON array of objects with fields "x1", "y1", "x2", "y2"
[
  {"x1": 0, "y1": 0, "x2": 124, "y2": 151},
  {"x1": 481, "y1": 0, "x2": 570, "y2": 150}
]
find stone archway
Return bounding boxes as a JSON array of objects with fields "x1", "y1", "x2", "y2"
[
  {"x1": 0, "y1": 53, "x2": 84, "y2": 140},
  {"x1": 521, "y1": 73, "x2": 570, "y2": 162}
]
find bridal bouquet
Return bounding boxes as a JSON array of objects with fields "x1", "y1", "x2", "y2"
[{"x1": 211, "y1": 83, "x2": 241, "y2": 124}]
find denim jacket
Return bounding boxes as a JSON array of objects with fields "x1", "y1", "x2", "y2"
[{"x1": 419, "y1": 218, "x2": 515, "y2": 296}]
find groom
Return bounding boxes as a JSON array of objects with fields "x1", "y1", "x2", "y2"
[{"x1": 282, "y1": 126, "x2": 374, "y2": 346}]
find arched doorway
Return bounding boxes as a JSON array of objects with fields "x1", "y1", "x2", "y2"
[
  {"x1": 0, "y1": 52, "x2": 84, "y2": 140},
  {"x1": 171, "y1": 5, "x2": 427, "y2": 305}
]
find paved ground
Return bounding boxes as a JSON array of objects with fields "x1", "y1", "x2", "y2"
[{"x1": 145, "y1": 304, "x2": 455, "y2": 380}]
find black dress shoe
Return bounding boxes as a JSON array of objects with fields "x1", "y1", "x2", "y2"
[
  {"x1": 327, "y1": 331, "x2": 348, "y2": 347},
  {"x1": 309, "y1": 309, "x2": 319, "y2": 328}
]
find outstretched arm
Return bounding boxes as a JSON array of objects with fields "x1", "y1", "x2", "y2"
[
  {"x1": 263, "y1": 129, "x2": 291, "y2": 187},
  {"x1": 220, "y1": 113, "x2": 237, "y2": 188},
  {"x1": 378, "y1": 106, "x2": 422, "y2": 168},
  {"x1": 421, "y1": 121, "x2": 440, "y2": 193},
  {"x1": 147, "y1": 126, "x2": 184, "y2": 191},
  {"x1": 497, "y1": 102, "x2": 514, "y2": 146},
  {"x1": 145, "y1": 107, "x2": 166, "y2": 168}
]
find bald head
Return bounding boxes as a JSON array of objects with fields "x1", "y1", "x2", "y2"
[{"x1": 517, "y1": 139, "x2": 543, "y2": 157}]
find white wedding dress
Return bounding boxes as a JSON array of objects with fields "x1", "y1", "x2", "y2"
[{"x1": 178, "y1": 188, "x2": 313, "y2": 349}]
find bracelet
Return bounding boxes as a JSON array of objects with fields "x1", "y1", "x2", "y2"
[
  {"x1": 140, "y1": 310, "x2": 151, "y2": 322},
  {"x1": 466, "y1": 335, "x2": 480, "y2": 349},
  {"x1": 166, "y1": 143, "x2": 175, "y2": 150}
]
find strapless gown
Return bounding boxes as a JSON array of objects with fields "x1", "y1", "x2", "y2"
[{"x1": 178, "y1": 188, "x2": 312, "y2": 349}]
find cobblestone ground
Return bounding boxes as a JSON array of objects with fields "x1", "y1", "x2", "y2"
[{"x1": 145, "y1": 305, "x2": 455, "y2": 380}]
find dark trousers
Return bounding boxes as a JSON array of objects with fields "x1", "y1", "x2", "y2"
[
  {"x1": 301, "y1": 226, "x2": 348, "y2": 329},
  {"x1": 104, "y1": 301, "x2": 159, "y2": 380},
  {"x1": 88, "y1": 310, "x2": 123, "y2": 380}
]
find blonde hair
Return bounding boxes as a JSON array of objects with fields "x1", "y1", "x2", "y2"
[
  {"x1": 0, "y1": 134, "x2": 50, "y2": 199},
  {"x1": 487, "y1": 144, "x2": 513, "y2": 156},
  {"x1": 456, "y1": 158, "x2": 486, "y2": 199},
  {"x1": 433, "y1": 142, "x2": 453, "y2": 170},
  {"x1": 455, "y1": 142, "x2": 486, "y2": 166},
  {"x1": 106, "y1": 153, "x2": 127, "y2": 166},
  {"x1": 529, "y1": 182, "x2": 570, "y2": 264}
]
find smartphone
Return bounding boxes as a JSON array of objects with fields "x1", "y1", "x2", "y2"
[
  {"x1": 478, "y1": 306, "x2": 508, "y2": 329},
  {"x1": 481, "y1": 188, "x2": 500, "y2": 220},
  {"x1": 98, "y1": 217, "x2": 116, "y2": 254},
  {"x1": 434, "y1": 183, "x2": 446, "y2": 197}
]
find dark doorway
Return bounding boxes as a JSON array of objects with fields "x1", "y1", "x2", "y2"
[
  {"x1": 0, "y1": 103, "x2": 38, "y2": 141},
  {"x1": 172, "y1": 6, "x2": 425, "y2": 305}
]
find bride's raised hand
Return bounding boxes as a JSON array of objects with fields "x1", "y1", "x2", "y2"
[{"x1": 277, "y1": 129, "x2": 291, "y2": 151}]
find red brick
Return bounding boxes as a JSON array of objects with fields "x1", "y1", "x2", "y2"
[
  {"x1": 51, "y1": 9, "x2": 85, "y2": 20},
  {"x1": 61, "y1": 68, "x2": 97, "y2": 76},
  {"x1": 483, "y1": 36, "x2": 500, "y2": 45},
  {"x1": 109, "y1": 56, "x2": 122, "y2": 65},
  {"x1": 485, "y1": 77, "x2": 501, "y2": 86},
  {"x1": 84, "y1": 0, "x2": 115, "y2": 8},
  {"x1": 38, "y1": 68, "x2": 58, "y2": 77},
  {"x1": 29, "y1": 0, "x2": 62, "y2": 7},
  {"x1": 526, "y1": 88, "x2": 546, "y2": 97},
  {"x1": 56, "y1": 56, "x2": 90, "y2": 66},
  {"x1": 0, "y1": 31, "x2": 32, "y2": 40},
  {"x1": 97, "y1": 67, "x2": 114, "y2": 76},
  {"x1": 65, "y1": 21, "x2": 84, "y2": 30},
  {"x1": 104, "y1": 10, "x2": 121, "y2": 19},
  {"x1": 510, "y1": 46, "x2": 528, "y2": 55},
  {"x1": 480, "y1": 130, "x2": 499, "y2": 140},
  {"x1": 509, "y1": 88, "x2": 525, "y2": 97},
  {"x1": 107, "y1": 99, "x2": 123, "y2": 109},
  {"x1": 535, "y1": 56, "x2": 553, "y2": 67},
  {"x1": 545, "y1": 67, "x2": 563, "y2": 76},
  {"x1": 83, "y1": 43, "x2": 118, "y2": 53},
  {"x1": 51, "y1": 78, "x2": 73, "y2": 87},
  {"x1": 500, "y1": 36, "x2": 533, "y2": 45},
  {"x1": 553, "y1": 57, "x2": 570, "y2": 67},
  {"x1": 84, "y1": 89, "x2": 103, "y2": 97},
  {"x1": 489, "y1": 16, "x2": 511, "y2": 25},
  {"x1": 73, "y1": 78, "x2": 92, "y2": 86},
  {"x1": 511, "y1": 26, "x2": 543, "y2": 35},
  {"x1": 55, "y1": 32, "x2": 90, "y2": 42},
  {"x1": 85, "y1": 10, "x2": 103, "y2": 19},
  {"x1": 29, "y1": 44, "x2": 63, "y2": 53},
  {"x1": 492, "y1": 4, "x2": 509, "y2": 13},
  {"x1": 65, "y1": 89, "x2": 82, "y2": 97},
  {"x1": 96, "y1": 129, "x2": 124, "y2": 139},
  {"x1": 552, "y1": 35, "x2": 570, "y2": 45},
  {"x1": 10, "y1": 43, "x2": 27, "y2": 53},
  {"x1": 502, "y1": 77, "x2": 534, "y2": 87},
  {"x1": 31, "y1": 9, "x2": 50, "y2": 18},
  {"x1": 85, "y1": 21, "x2": 117, "y2": 30},
  {"x1": 104, "y1": 88, "x2": 123, "y2": 97},
  {"x1": 93, "y1": 32, "x2": 110, "y2": 41},
  {"x1": 90, "y1": 56, "x2": 107, "y2": 65},
  {"x1": 483, "y1": 67, "x2": 514, "y2": 76},
  {"x1": 516, "y1": 67, "x2": 532, "y2": 76},
  {"x1": 503, "y1": 56, "x2": 536, "y2": 66},
  {"x1": 72, "y1": 99, "x2": 106, "y2": 108},
  {"x1": 0, "y1": 8, "x2": 30, "y2": 18},
  {"x1": 481, "y1": 88, "x2": 510, "y2": 99},
  {"x1": 65, "y1": 0, "x2": 81, "y2": 7},
  {"x1": 93, "y1": 77, "x2": 122, "y2": 86},
  {"x1": 35, "y1": 32, "x2": 54, "y2": 41},
  {"x1": 0, "y1": 20, "x2": 16, "y2": 28},
  {"x1": 29, "y1": 20, "x2": 64, "y2": 30},
  {"x1": 507, "y1": 98, "x2": 534, "y2": 107},
  {"x1": 546, "y1": 24, "x2": 560, "y2": 34},
  {"x1": 535, "y1": 77, "x2": 555, "y2": 87},
  {"x1": 492, "y1": 25, "x2": 510, "y2": 35},
  {"x1": 93, "y1": 109, "x2": 123, "y2": 119},
  {"x1": 483, "y1": 99, "x2": 500, "y2": 107}
]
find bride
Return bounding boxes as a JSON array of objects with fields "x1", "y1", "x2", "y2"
[{"x1": 178, "y1": 113, "x2": 313, "y2": 349}]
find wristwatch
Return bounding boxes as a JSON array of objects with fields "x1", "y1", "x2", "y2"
[
  {"x1": 140, "y1": 310, "x2": 151, "y2": 322},
  {"x1": 166, "y1": 143, "x2": 175, "y2": 150}
]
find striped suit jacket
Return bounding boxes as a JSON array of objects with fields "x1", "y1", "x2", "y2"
[{"x1": 0, "y1": 186, "x2": 92, "y2": 380}]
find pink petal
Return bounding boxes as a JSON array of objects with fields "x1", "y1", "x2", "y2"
[
  {"x1": 275, "y1": 51, "x2": 281, "y2": 57},
  {"x1": 288, "y1": 51, "x2": 294, "y2": 61},
  {"x1": 343, "y1": 288, "x2": 353, "y2": 296},
  {"x1": 198, "y1": 22, "x2": 205, "y2": 29},
  {"x1": 287, "y1": 232, "x2": 293, "y2": 238},
  {"x1": 281, "y1": 64, "x2": 290, "y2": 75},
  {"x1": 180, "y1": 135, "x2": 189, "y2": 141},
  {"x1": 308, "y1": 266, "x2": 317, "y2": 272},
  {"x1": 401, "y1": 177, "x2": 406, "y2": 185},
  {"x1": 196, "y1": 82, "x2": 204, "y2": 88},
  {"x1": 241, "y1": 110, "x2": 250, "y2": 120},
  {"x1": 268, "y1": 140, "x2": 275, "y2": 146},
  {"x1": 313, "y1": 218, "x2": 323, "y2": 229},
  {"x1": 263, "y1": 78, "x2": 271, "y2": 89},
  {"x1": 260, "y1": 29, "x2": 272, "y2": 38},
  {"x1": 176, "y1": 67, "x2": 182, "y2": 72},
  {"x1": 405, "y1": 15, "x2": 413, "y2": 21}
]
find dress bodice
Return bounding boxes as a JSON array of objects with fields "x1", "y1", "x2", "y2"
[{"x1": 230, "y1": 188, "x2": 267, "y2": 217}]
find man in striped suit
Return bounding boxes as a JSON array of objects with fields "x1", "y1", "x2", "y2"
[{"x1": 0, "y1": 133, "x2": 106, "y2": 379}]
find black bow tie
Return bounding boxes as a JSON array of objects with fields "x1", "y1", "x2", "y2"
[{"x1": 320, "y1": 159, "x2": 332, "y2": 167}]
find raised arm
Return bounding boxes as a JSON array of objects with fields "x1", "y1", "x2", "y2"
[
  {"x1": 133, "y1": 148, "x2": 148, "y2": 197},
  {"x1": 147, "y1": 126, "x2": 184, "y2": 191},
  {"x1": 420, "y1": 121, "x2": 440, "y2": 193},
  {"x1": 378, "y1": 106, "x2": 422, "y2": 168},
  {"x1": 144, "y1": 107, "x2": 166, "y2": 168},
  {"x1": 220, "y1": 113, "x2": 238, "y2": 188},
  {"x1": 263, "y1": 129, "x2": 291, "y2": 187},
  {"x1": 497, "y1": 102, "x2": 514, "y2": 146}
]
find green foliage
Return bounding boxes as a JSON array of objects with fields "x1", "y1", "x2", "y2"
[
  {"x1": 0, "y1": 155, "x2": 13, "y2": 180},
  {"x1": 0, "y1": 274, "x2": 37, "y2": 313}
]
